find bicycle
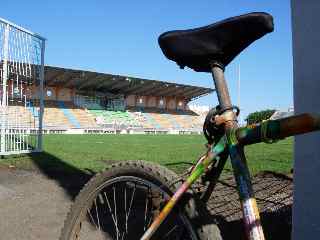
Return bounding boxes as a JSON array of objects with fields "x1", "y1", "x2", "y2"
[{"x1": 59, "y1": 12, "x2": 320, "y2": 240}]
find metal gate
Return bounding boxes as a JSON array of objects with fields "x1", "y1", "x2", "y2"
[{"x1": 0, "y1": 17, "x2": 45, "y2": 155}]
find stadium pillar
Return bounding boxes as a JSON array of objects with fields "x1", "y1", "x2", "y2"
[
  {"x1": 70, "y1": 88, "x2": 75, "y2": 100},
  {"x1": 291, "y1": 1, "x2": 320, "y2": 239},
  {"x1": 55, "y1": 86, "x2": 61, "y2": 101},
  {"x1": 134, "y1": 95, "x2": 137, "y2": 107}
]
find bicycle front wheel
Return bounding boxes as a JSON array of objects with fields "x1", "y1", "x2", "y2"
[{"x1": 59, "y1": 160, "x2": 222, "y2": 240}]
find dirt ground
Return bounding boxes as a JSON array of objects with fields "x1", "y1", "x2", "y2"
[
  {"x1": 0, "y1": 165, "x2": 292, "y2": 240},
  {"x1": 204, "y1": 171, "x2": 293, "y2": 240},
  {"x1": 0, "y1": 168, "x2": 69, "y2": 240}
]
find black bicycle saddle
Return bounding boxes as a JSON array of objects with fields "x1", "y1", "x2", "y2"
[{"x1": 158, "y1": 12, "x2": 274, "y2": 72}]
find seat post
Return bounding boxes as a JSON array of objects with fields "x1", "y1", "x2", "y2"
[{"x1": 210, "y1": 63, "x2": 232, "y2": 110}]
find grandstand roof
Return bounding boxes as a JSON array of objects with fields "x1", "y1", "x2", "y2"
[{"x1": 44, "y1": 66, "x2": 214, "y2": 100}]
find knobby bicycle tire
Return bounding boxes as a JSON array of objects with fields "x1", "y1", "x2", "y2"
[{"x1": 59, "y1": 160, "x2": 222, "y2": 240}]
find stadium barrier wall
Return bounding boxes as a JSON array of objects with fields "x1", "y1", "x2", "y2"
[{"x1": 39, "y1": 128, "x2": 202, "y2": 135}]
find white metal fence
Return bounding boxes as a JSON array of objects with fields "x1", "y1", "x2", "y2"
[{"x1": 0, "y1": 17, "x2": 45, "y2": 155}]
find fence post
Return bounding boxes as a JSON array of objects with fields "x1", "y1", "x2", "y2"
[
  {"x1": 1, "y1": 23, "x2": 9, "y2": 153},
  {"x1": 37, "y1": 39, "x2": 45, "y2": 152}
]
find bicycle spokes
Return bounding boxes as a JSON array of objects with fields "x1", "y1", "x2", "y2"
[{"x1": 72, "y1": 178, "x2": 193, "y2": 240}]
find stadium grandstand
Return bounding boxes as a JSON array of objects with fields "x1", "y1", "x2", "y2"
[{"x1": 22, "y1": 65, "x2": 213, "y2": 134}]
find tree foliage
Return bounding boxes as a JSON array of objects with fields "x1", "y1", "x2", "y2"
[{"x1": 245, "y1": 109, "x2": 276, "y2": 125}]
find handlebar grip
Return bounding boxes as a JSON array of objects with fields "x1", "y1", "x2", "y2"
[{"x1": 236, "y1": 113, "x2": 320, "y2": 145}]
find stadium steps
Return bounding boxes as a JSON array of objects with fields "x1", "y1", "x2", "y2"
[
  {"x1": 139, "y1": 109, "x2": 162, "y2": 129},
  {"x1": 162, "y1": 113, "x2": 181, "y2": 129},
  {"x1": 134, "y1": 108, "x2": 168, "y2": 129},
  {"x1": 175, "y1": 114, "x2": 195, "y2": 128},
  {"x1": 150, "y1": 112, "x2": 180, "y2": 129},
  {"x1": 148, "y1": 112, "x2": 170, "y2": 128},
  {"x1": 43, "y1": 101, "x2": 74, "y2": 128},
  {"x1": 192, "y1": 114, "x2": 205, "y2": 128},
  {"x1": 127, "y1": 110, "x2": 153, "y2": 128},
  {"x1": 168, "y1": 109, "x2": 204, "y2": 129},
  {"x1": 145, "y1": 108, "x2": 199, "y2": 129},
  {"x1": 63, "y1": 102, "x2": 98, "y2": 128},
  {"x1": 89, "y1": 109, "x2": 139, "y2": 127},
  {"x1": 6, "y1": 104, "x2": 36, "y2": 128},
  {"x1": 70, "y1": 108, "x2": 98, "y2": 128},
  {"x1": 57, "y1": 101, "x2": 81, "y2": 128},
  {"x1": 127, "y1": 107, "x2": 204, "y2": 129},
  {"x1": 26, "y1": 101, "x2": 39, "y2": 118},
  {"x1": 171, "y1": 114, "x2": 191, "y2": 128}
]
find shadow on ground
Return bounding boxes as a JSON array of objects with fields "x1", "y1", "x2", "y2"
[
  {"x1": 29, "y1": 151, "x2": 92, "y2": 199},
  {"x1": 26, "y1": 152, "x2": 292, "y2": 239},
  {"x1": 199, "y1": 171, "x2": 293, "y2": 240},
  {"x1": 214, "y1": 205, "x2": 292, "y2": 240}
]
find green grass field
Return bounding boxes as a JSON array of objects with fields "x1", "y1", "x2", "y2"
[{"x1": 1, "y1": 134, "x2": 293, "y2": 175}]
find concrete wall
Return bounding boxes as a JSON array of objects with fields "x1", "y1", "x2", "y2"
[
  {"x1": 291, "y1": 1, "x2": 320, "y2": 239},
  {"x1": 125, "y1": 94, "x2": 186, "y2": 110},
  {"x1": 146, "y1": 96, "x2": 157, "y2": 108},
  {"x1": 126, "y1": 95, "x2": 136, "y2": 106},
  {"x1": 33, "y1": 86, "x2": 73, "y2": 101},
  {"x1": 30, "y1": 86, "x2": 187, "y2": 110},
  {"x1": 167, "y1": 97, "x2": 176, "y2": 110},
  {"x1": 56, "y1": 88, "x2": 72, "y2": 101}
]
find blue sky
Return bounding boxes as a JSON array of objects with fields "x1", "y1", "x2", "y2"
[{"x1": 1, "y1": 1, "x2": 292, "y2": 121}]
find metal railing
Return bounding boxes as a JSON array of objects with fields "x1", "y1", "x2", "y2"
[{"x1": 0, "y1": 17, "x2": 45, "y2": 155}]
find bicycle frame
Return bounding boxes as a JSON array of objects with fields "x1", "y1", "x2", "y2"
[{"x1": 141, "y1": 63, "x2": 320, "y2": 240}]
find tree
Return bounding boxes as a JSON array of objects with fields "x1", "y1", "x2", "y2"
[{"x1": 245, "y1": 109, "x2": 276, "y2": 125}]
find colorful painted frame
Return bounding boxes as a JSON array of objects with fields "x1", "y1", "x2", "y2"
[{"x1": 140, "y1": 63, "x2": 320, "y2": 240}]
